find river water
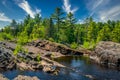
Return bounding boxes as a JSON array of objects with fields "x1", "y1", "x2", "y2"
[{"x1": 1, "y1": 56, "x2": 120, "y2": 80}]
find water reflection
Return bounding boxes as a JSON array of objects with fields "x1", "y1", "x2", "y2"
[
  {"x1": 54, "y1": 56, "x2": 120, "y2": 80},
  {"x1": 1, "y1": 56, "x2": 120, "y2": 80}
]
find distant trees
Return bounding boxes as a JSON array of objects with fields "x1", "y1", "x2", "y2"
[
  {"x1": 112, "y1": 21, "x2": 120, "y2": 42},
  {"x1": 0, "y1": 7, "x2": 120, "y2": 48}
]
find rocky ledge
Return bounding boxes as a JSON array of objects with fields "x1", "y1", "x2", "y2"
[
  {"x1": 27, "y1": 40, "x2": 84, "y2": 55},
  {"x1": 0, "y1": 40, "x2": 84, "y2": 76},
  {"x1": 90, "y1": 41, "x2": 120, "y2": 69},
  {"x1": 0, "y1": 41, "x2": 61, "y2": 74}
]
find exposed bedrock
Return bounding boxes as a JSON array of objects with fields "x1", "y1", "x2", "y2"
[{"x1": 90, "y1": 41, "x2": 120, "y2": 69}]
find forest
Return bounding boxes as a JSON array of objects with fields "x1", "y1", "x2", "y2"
[{"x1": 0, "y1": 7, "x2": 120, "y2": 49}]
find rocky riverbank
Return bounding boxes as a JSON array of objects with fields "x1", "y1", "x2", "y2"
[
  {"x1": 0, "y1": 40, "x2": 120, "y2": 79},
  {"x1": 0, "y1": 40, "x2": 85, "y2": 78},
  {"x1": 0, "y1": 74, "x2": 40, "y2": 80},
  {"x1": 90, "y1": 41, "x2": 120, "y2": 69}
]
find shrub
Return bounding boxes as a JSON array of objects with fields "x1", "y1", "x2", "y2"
[
  {"x1": 83, "y1": 41, "x2": 96, "y2": 49},
  {"x1": 70, "y1": 42, "x2": 78, "y2": 49},
  {"x1": 17, "y1": 35, "x2": 29, "y2": 45},
  {"x1": 13, "y1": 44, "x2": 28, "y2": 55},
  {"x1": 0, "y1": 33, "x2": 13, "y2": 40},
  {"x1": 48, "y1": 38, "x2": 54, "y2": 42},
  {"x1": 13, "y1": 44, "x2": 23, "y2": 55},
  {"x1": 36, "y1": 54, "x2": 41, "y2": 62}
]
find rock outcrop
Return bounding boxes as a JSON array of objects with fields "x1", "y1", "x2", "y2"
[
  {"x1": 27, "y1": 40, "x2": 83, "y2": 55},
  {"x1": 0, "y1": 43, "x2": 16, "y2": 71},
  {"x1": 0, "y1": 41, "x2": 65, "y2": 75},
  {"x1": 0, "y1": 41, "x2": 43, "y2": 71},
  {"x1": 90, "y1": 41, "x2": 120, "y2": 68}
]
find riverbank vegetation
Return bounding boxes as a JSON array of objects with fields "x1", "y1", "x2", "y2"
[{"x1": 0, "y1": 8, "x2": 120, "y2": 49}]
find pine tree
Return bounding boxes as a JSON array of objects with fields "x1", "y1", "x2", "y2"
[
  {"x1": 65, "y1": 12, "x2": 76, "y2": 43},
  {"x1": 52, "y1": 7, "x2": 64, "y2": 42}
]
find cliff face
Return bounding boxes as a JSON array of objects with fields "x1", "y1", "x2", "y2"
[{"x1": 90, "y1": 41, "x2": 120, "y2": 68}]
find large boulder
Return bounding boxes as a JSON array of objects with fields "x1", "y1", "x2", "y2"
[{"x1": 90, "y1": 41, "x2": 120, "y2": 68}]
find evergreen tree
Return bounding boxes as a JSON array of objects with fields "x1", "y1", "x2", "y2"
[
  {"x1": 52, "y1": 7, "x2": 64, "y2": 42},
  {"x1": 65, "y1": 12, "x2": 76, "y2": 43}
]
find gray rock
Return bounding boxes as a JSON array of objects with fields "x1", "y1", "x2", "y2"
[{"x1": 91, "y1": 41, "x2": 120, "y2": 68}]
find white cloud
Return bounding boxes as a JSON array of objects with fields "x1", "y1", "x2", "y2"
[
  {"x1": 99, "y1": 5, "x2": 120, "y2": 21},
  {"x1": 0, "y1": 13, "x2": 11, "y2": 22},
  {"x1": 86, "y1": 0, "x2": 120, "y2": 21},
  {"x1": 92, "y1": 0, "x2": 104, "y2": 10},
  {"x1": 62, "y1": 0, "x2": 78, "y2": 14},
  {"x1": 35, "y1": 8, "x2": 41, "y2": 17},
  {"x1": 89, "y1": 0, "x2": 104, "y2": 16},
  {"x1": 86, "y1": 0, "x2": 109, "y2": 17},
  {"x1": 16, "y1": 0, "x2": 41, "y2": 18},
  {"x1": 77, "y1": 19, "x2": 84, "y2": 24}
]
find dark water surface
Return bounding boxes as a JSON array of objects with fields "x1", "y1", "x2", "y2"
[{"x1": 1, "y1": 56, "x2": 120, "y2": 80}]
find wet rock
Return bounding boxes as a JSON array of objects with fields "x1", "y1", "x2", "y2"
[
  {"x1": 17, "y1": 61, "x2": 43, "y2": 71},
  {"x1": 0, "y1": 74, "x2": 9, "y2": 80},
  {"x1": 90, "y1": 41, "x2": 120, "y2": 68},
  {"x1": 14, "y1": 75, "x2": 40, "y2": 80},
  {"x1": 17, "y1": 62, "x2": 33, "y2": 71},
  {"x1": 43, "y1": 65, "x2": 60, "y2": 75},
  {"x1": 28, "y1": 61, "x2": 43, "y2": 70},
  {"x1": 85, "y1": 74, "x2": 95, "y2": 80}
]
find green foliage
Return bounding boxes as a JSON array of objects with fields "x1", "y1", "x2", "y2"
[
  {"x1": 14, "y1": 44, "x2": 28, "y2": 55},
  {"x1": 17, "y1": 32, "x2": 29, "y2": 45},
  {"x1": 48, "y1": 38, "x2": 54, "y2": 42},
  {"x1": 70, "y1": 42, "x2": 78, "y2": 49},
  {"x1": 0, "y1": 33, "x2": 13, "y2": 40},
  {"x1": 14, "y1": 44, "x2": 23, "y2": 55},
  {"x1": 83, "y1": 41, "x2": 96, "y2": 49},
  {"x1": 36, "y1": 54, "x2": 41, "y2": 62}
]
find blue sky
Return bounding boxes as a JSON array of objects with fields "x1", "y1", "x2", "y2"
[{"x1": 0, "y1": 0, "x2": 120, "y2": 28}]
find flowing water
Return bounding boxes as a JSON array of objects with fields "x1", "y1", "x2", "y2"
[{"x1": 1, "y1": 56, "x2": 120, "y2": 80}]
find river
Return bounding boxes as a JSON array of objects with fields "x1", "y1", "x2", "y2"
[{"x1": 1, "y1": 56, "x2": 120, "y2": 80}]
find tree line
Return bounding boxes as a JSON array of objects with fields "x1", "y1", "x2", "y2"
[{"x1": 0, "y1": 7, "x2": 120, "y2": 49}]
